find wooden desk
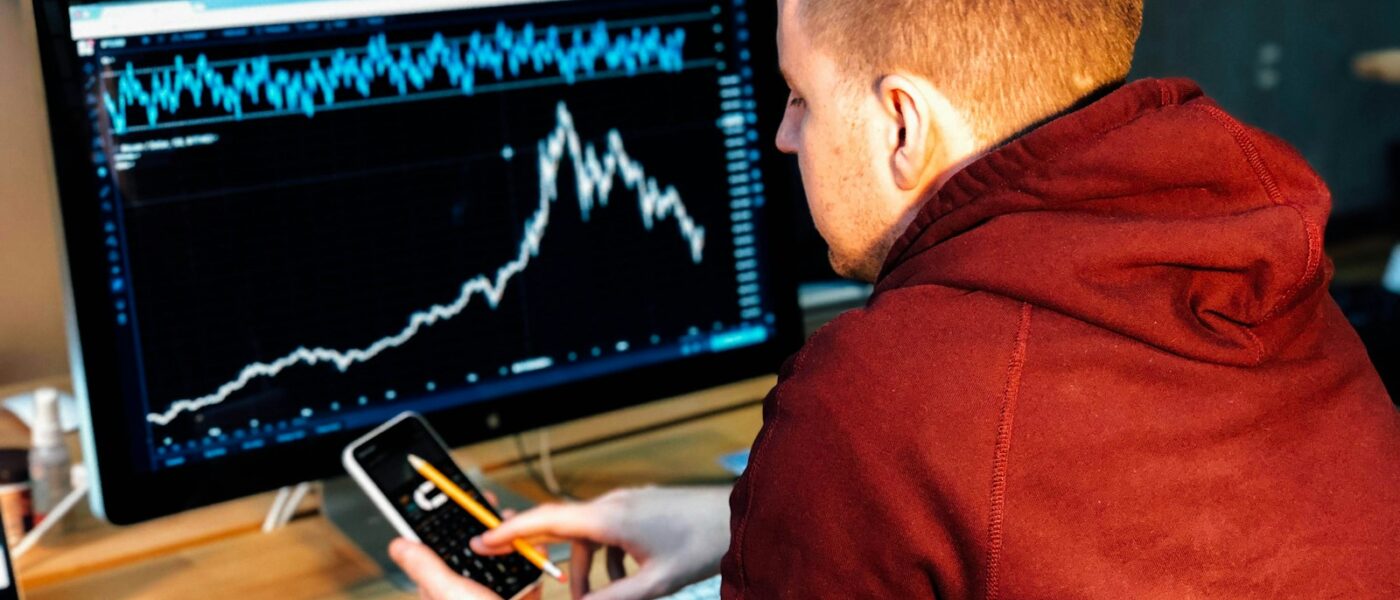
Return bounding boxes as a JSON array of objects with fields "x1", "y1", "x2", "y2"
[{"x1": 4, "y1": 376, "x2": 774, "y2": 599}]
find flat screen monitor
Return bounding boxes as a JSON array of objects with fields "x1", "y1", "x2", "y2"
[{"x1": 31, "y1": 0, "x2": 801, "y2": 523}]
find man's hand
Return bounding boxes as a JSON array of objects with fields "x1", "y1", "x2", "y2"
[
  {"x1": 471, "y1": 486, "x2": 732, "y2": 600},
  {"x1": 389, "y1": 537, "x2": 543, "y2": 600},
  {"x1": 389, "y1": 494, "x2": 542, "y2": 600}
]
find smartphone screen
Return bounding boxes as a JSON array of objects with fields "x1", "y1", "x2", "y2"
[{"x1": 350, "y1": 414, "x2": 540, "y2": 598}]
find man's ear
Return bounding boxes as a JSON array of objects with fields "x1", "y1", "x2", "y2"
[{"x1": 877, "y1": 75, "x2": 937, "y2": 191}]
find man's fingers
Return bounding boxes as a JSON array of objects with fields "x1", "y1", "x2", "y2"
[
  {"x1": 390, "y1": 538, "x2": 455, "y2": 589},
  {"x1": 476, "y1": 503, "x2": 606, "y2": 551},
  {"x1": 580, "y1": 565, "x2": 669, "y2": 600},
  {"x1": 570, "y1": 540, "x2": 598, "y2": 600},
  {"x1": 471, "y1": 532, "x2": 563, "y2": 556},
  {"x1": 389, "y1": 538, "x2": 499, "y2": 600}
]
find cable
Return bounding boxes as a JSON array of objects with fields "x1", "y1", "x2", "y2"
[
  {"x1": 260, "y1": 482, "x2": 313, "y2": 532},
  {"x1": 262, "y1": 486, "x2": 292, "y2": 533},
  {"x1": 537, "y1": 429, "x2": 563, "y2": 497},
  {"x1": 278, "y1": 482, "x2": 312, "y2": 528},
  {"x1": 514, "y1": 430, "x2": 572, "y2": 500},
  {"x1": 13, "y1": 466, "x2": 90, "y2": 558}
]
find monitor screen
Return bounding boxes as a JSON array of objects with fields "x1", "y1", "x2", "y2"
[{"x1": 33, "y1": 0, "x2": 800, "y2": 522}]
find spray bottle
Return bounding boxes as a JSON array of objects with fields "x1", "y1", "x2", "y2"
[{"x1": 29, "y1": 388, "x2": 72, "y2": 529}]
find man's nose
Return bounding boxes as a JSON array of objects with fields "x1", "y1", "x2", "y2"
[{"x1": 775, "y1": 118, "x2": 798, "y2": 155}]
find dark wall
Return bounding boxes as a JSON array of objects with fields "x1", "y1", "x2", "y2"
[{"x1": 1131, "y1": 0, "x2": 1400, "y2": 216}]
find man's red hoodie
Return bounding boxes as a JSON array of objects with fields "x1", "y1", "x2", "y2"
[{"x1": 721, "y1": 79, "x2": 1400, "y2": 598}]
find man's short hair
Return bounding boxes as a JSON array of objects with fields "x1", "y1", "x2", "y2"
[{"x1": 800, "y1": 0, "x2": 1145, "y2": 144}]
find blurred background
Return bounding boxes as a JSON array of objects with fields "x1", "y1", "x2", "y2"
[{"x1": 4, "y1": 0, "x2": 1400, "y2": 390}]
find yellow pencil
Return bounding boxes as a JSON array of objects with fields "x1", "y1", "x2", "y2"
[{"x1": 407, "y1": 453, "x2": 566, "y2": 582}]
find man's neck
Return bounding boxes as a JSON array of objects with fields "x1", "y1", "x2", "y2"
[{"x1": 988, "y1": 80, "x2": 1127, "y2": 153}]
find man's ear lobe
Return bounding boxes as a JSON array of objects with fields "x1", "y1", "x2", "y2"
[{"x1": 880, "y1": 75, "x2": 933, "y2": 192}]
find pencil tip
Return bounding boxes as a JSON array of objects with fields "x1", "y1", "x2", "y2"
[{"x1": 407, "y1": 454, "x2": 424, "y2": 468}]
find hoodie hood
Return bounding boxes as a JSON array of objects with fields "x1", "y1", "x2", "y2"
[{"x1": 876, "y1": 79, "x2": 1334, "y2": 367}]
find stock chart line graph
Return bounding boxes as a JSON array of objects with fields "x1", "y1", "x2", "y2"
[
  {"x1": 146, "y1": 101, "x2": 707, "y2": 426},
  {"x1": 104, "y1": 20, "x2": 692, "y2": 134}
]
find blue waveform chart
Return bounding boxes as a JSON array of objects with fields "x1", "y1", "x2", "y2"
[
  {"x1": 102, "y1": 20, "x2": 696, "y2": 134},
  {"x1": 143, "y1": 100, "x2": 708, "y2": 426}
]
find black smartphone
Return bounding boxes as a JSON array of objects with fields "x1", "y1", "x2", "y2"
[{"x1": 343, "y1": 412, "x2": 541, "y2": 599}]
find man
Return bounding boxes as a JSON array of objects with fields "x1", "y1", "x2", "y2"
[{"x1": 392, "y1": 0, "x2": 1400, "y2": 598}]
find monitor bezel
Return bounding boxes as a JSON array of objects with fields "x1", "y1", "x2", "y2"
[{"x1": 32, "y1": 0, "x2": 804, "y2": 524}]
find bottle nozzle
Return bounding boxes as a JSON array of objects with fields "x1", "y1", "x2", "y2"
[{"x1": 32, "y1": 388, "x2": 65, "y2": 449}]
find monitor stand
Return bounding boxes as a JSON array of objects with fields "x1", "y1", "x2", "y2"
[{"x1": 320, "y1": 468, "x2": 538, "y2": 592}]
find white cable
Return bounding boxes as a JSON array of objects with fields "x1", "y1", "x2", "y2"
[
  {"x1": 13, "y1": 484, "x2": 88, "y2": 558},
  {"x1": 277, "y1": 482, "x2": 312, "y2": 528},
  {"x1": 537, "y1": 429, "x2": 563, "y2": 497},
  {"x1": 262, "y1": 486, "x2": 292, "y2": 533}
]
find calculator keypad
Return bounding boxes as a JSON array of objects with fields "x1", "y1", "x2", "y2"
[{"x1": 398, "y1": 475, "x2": 538, "y2": 597}]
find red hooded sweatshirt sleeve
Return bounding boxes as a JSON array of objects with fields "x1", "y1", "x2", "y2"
[{"x1": 721, "y1": 79, "x2": 1400, "y2": 599}]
